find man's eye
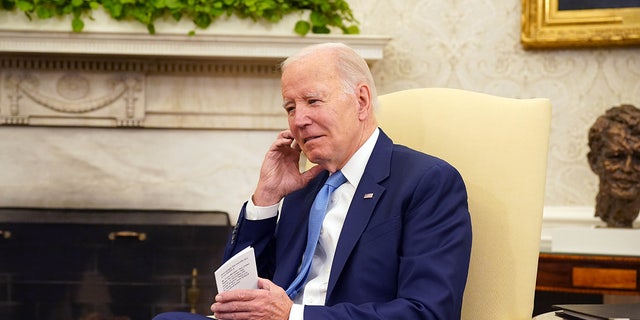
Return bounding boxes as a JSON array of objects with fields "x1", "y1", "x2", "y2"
[
  {"x1": 308, "y1": 99, "x2": 320, "y2": 105},
  {"x1": 283, "y1": 103, "x2": 295, "y2": 113},
  {"x1": 605, "y1": 150, "x2": 623, "y2": 158},
  {"x1": 606, "y1": 154, "x2": 624, "y2": 161}
]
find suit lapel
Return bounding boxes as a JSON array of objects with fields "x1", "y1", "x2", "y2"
[{"x1": 326, "y1": 130, "x2": 393, "y2": 299}]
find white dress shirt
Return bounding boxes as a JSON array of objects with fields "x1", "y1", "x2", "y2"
[{"x1": 245, "y1": 128, "x2": 379, "y2": 320}]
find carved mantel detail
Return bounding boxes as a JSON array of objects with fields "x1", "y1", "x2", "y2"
[
  {"x1": 0, "y1": 31, "x2": 390, "y2": 130},
  {"x1": 3, "y1": 70, "x2": 144, "y2": 127}
]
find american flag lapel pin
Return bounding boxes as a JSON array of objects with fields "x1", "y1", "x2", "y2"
[{"x1": 363, "y1": 193, "x2": 374, "y2": 199}]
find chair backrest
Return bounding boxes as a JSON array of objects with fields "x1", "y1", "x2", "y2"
[{"x1": 377, "y1": 88, "x2": 551, "y2": 320}]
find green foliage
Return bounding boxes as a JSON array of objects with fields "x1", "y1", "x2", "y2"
[{"x1": 0, "y1": 0, "x2": 360, "y2": 36}]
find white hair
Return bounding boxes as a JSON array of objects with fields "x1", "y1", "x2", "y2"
[{"x1": 280, "y1": 42, "x2": 379, "y2": 109}]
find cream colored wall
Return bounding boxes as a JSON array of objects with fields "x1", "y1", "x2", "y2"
[{"x1": 350, "y1": 0, "x2": 640, "y2": 208}]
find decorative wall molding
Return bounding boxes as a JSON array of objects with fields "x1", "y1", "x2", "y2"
[{"x1": 2, "y1": 69, "x2": 145, "y2": 127}]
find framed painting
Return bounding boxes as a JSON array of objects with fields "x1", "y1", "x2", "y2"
[{"x1": 521, "y1": 0, "x2": 640, "y2": 48}]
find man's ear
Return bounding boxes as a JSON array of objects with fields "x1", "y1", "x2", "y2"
[{"x1": 356, "y1": 84, "x2": 372, "y2": 120}]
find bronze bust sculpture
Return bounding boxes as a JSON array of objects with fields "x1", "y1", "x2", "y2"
[{"x1": 587, "y1": 104, "x2": 640, "y2": 228}]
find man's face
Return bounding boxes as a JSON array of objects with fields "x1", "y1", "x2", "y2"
[
  {"x1": 597, "y1": 123, "x2": 640, "y2": 199},
  {"x1": 280, "y1": 54, "x2": 365, "y2": 171}
]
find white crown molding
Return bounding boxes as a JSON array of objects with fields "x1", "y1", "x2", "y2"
[{"x1": 0, "y1": 31, "x2": 391, "y2": 62}]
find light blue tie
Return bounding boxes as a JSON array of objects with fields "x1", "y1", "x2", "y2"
[{"x1": 286, "y1": 170, "x2": 347, "y2": 299}]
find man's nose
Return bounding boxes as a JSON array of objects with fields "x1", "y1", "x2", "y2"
[
  {"x1": 622, "y1": 155, "x2": 633, "y2": 172},
  {"x1": 292, "y1": 106, "x2": 312, "y2": 127}
]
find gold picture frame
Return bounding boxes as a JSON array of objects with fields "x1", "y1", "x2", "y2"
[{"x1": 521, "y1": 0, "x2": 640, "y2": 49}]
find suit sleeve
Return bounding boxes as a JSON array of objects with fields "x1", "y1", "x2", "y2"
[{"x1": 222, "y1": 202, "x2": 278, "y2": 280}]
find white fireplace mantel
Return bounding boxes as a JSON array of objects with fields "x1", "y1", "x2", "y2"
[
  {"x1": 0, "y1": 9, "x2": 390, "y2": 62},
  {"x1": 0, "y1": 18, "x2": 391, "y2": 130},
  {"x1": 0, "y1": 30, "x2": 391, "y2": 62}
]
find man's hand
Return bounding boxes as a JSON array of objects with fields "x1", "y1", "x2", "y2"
[
  {"x1": 252, "y1": 130, "x2": 323, "y2": 206},
  {"x1": 211, "y1": 278, "x2": 293, "y2": 320}
]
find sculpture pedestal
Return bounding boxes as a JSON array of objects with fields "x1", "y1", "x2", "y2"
[{"x1": 551, "y1": 226, "x2": 640, "y2": 256}]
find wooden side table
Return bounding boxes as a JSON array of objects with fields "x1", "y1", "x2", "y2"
[{"x1": 536, "y1": 253, "x2": 640, "y2": 296}]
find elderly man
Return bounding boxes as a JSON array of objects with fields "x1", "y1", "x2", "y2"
[{"x1": 154, "y1": 42, "x2": 472, "y2": 320}]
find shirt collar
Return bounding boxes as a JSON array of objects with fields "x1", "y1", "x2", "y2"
[{"x1": 339, "y1": 128, "x2": 379, "y2": 189}]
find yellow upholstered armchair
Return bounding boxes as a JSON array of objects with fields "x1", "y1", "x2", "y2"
[{"x1": 377, "y1": 88, "x2": 552, "y2": 320}]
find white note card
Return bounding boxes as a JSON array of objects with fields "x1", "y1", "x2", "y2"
[{"x1": 214, "y1": 246, "x2": 259, "y2": 293}]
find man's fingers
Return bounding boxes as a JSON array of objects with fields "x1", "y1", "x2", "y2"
[
  {"x1": 257, "y1": 278, "x2": 271, "y2": 290},
  {"x1": 211, "y1": 283, "x2": 291, "y2": 320},
  {"x1": 215, "y1": 290, "x2": 253, "y2": 303},
  {"x1": 279, "y1": 129, "x2": 294, "y2": 140},
  {"x1": 291, "y1": 139, "x2": 302, "y2": 151},
  {"x1": 214, "y1": 310, "x2": 253, "y2": 320},
  {"x1": 212, "y1": 300, "x2": 250, "y2": 313}
]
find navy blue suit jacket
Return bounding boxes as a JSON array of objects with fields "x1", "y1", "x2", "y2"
[{"x1": 224, "y1": 130, "x2": 472, "y2": 320}]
